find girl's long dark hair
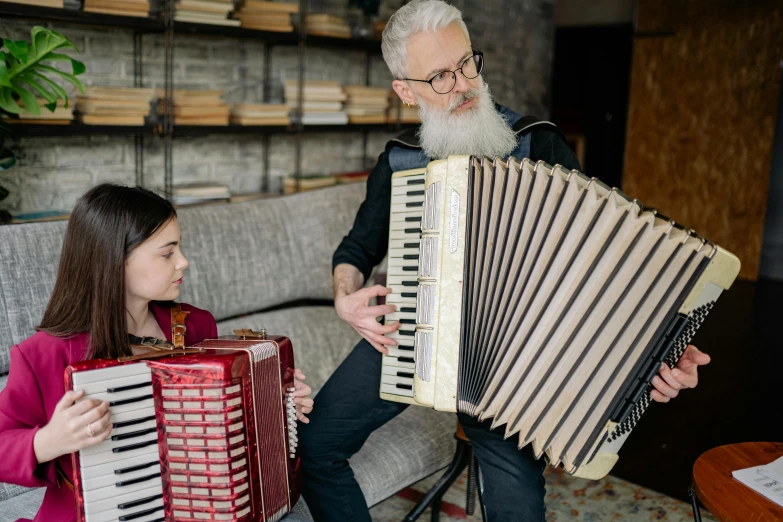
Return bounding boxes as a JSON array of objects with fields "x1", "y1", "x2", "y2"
[{"x1": 38, "y1": 184, "x2": 176, "y2": 360}]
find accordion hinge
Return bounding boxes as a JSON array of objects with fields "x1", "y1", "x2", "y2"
[{"x1": 233, "y1": 328, "x2": 268, "y2": 339}]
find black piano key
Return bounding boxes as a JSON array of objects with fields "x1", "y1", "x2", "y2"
[
  {"x1": 401, "y1": 292, "x2": 417, "y2": 298},
  {"x1": 399, "y1": 330, "x2": 415, "y2": 337},
  {"x1": 400, "y1": 307, "x2": 416, "y2": 313},
  {"x1": 405, "y1": 202, "x2": 423, "y2": 208},
  {"x1": 407, "y1": 178, "x2": 425, "y2": 185},
  {"x1": 112, "y1": 427, "x2": 157, "y2": 442},
  {"x1": 396, "y1": 383, "x2": 413, "y2": 390},
  {"x1": 118, "y1": 493, "x2": 163, "y2": 510},
  {"x1": 402, "y1": 266, "x2": 418, "y2": 272},
  {"x1": 405, "y1": 216, "x2": 421, "y2": 222},
  {"x1": 399, "y1": 357, "x2": 414, "y2": 363},
  {"x1": 115, "y1": 472, "x2": 159, "y2": 488},
  {"x1": 112, "y1": 415, "x2": 157, "y2": 430},
  {"x1": 396, "y1": 371, "x2": 414, "y2": 378},
  {"x1": 401, "y1": 280, "x2": 417, "y2": 286},
  {"x1": 406, "y1": 190, "x2": 425, "y2": 196},
  {"x1": 397, "y1": 345, "x2": 414, "y2": 351},
  {"x1": 399, "y1": 319, "x2": 416, "y2": 324},
  {"x1": 109, "y1": 394, "x2": 153, "y2": 407},
  {"x1": 404, "y1": 228, "x2": 421, "y2": 233},
  {"x1": 403, "y1": 243, "x2": 418, "y2": 248},
  {"x1": 113, "y1": 439, "x2": 158, "y2": 453},
  {"x1": 115, "y1": 460, "x2": 158, "y2": 475},
  {"x1": 119, "y1": 506, "x2": 164, "y2": 521},
  {"x1": 107, "y1": 381, "x2": 152, "y2": 393},
  {"x1": 403, "y1": 254, "x2": 419, "y2": 259}
]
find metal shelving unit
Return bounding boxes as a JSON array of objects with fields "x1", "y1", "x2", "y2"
[{"x1": 0, "y1": 1, "x2": 407, "y2": 197}]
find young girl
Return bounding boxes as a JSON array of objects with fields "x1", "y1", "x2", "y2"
[{"x1": 0, "y1": 184, "x2": 314, "y2": 522}]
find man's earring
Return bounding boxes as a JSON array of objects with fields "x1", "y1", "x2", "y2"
[{"x1": 403, "y1": 101, "x2": 411, "y2": 107}]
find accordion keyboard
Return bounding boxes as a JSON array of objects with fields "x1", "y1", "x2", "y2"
[
  {"x1": 380, "y1": 168, "x2": 427, "y2": 403},
  {"x1": 71, "y1": 362, "x2": 164, "y2": 522}
]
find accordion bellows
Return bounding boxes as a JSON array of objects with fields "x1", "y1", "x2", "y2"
[{"x1": 380, "y1": 155, "x2": 740, "y2": 480}]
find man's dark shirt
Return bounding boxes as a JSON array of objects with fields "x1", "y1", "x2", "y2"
[{"x1": 333, "y1": 127, "x2": 582, "y2": 283}]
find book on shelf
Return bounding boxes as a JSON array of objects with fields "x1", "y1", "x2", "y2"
[
  {"x1": 347, "y1": 114, "x2": 388, "y2": 124},
  {"x1": 175, "y1": 0, "x2": 233, "y2": 13},
  {"x1": 230, "y1": 104, "x2": 291, "y2": 125},
  {"x1": 2, "y1": 0, "x2": 64, "y2": 7},
  {"x1": 172, "y1": 105, "x2": 231, "y2": 117},
  {"x1": 282, "y1": 174, "x2": 337, "y2": 194},
  {"x1": 84, "y1": 0, "x2": 150, "y2": 14},
  {"x1": 84, "y1": 6, "x2": 151, "y2": 16},
  {"x1": 11, "y1": 210, "x2": 70, "y2": 224},
  {"x1": 285, "y1": 101, "x2": 344, "y2": 112},
  {"x1": 230, "y1": 116, "x2": 291, "y2": 125},
  {"x1": 291, "y1": 112, "x2": 349, "y2": 125},
  {"x1": 77, "y1": 114, "x2": 146, "y2": 125},
  {"x1": 83, "y1": 87, "x2": 155, "y2": 100},
  {"x1": 11, "y1": 98, "x2": 74, "y2": 124},
  {"x1": 305, "y1": 14, "x2": 352, "y2": 39},
  {"x1": 158, "y1": 183, "x2": 231, "y2": 205},
  {"x1": 238, "y1": 0, "x2": 298, "y2": 13},
  {"x1": 174, "y1": 12, "x2": 240, "y2": 26}
]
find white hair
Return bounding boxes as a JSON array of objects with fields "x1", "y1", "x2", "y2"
[
  {"x1": 416, "y1": 79, "x2": 517, "y2": 160},
  {"x1": 381, "y1": 0, "x2": 469, "y2": 80}
]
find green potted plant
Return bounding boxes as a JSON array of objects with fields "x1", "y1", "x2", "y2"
[{"x1": 0, "y1": 26, "x2": 86, "y2": 223}]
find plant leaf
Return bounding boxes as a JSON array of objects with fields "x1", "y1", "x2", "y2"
[
  {"x1": 41, "y1": 54, "x2": 87, "y2": 76},
  {"x1": 0, "y1": 89, "x2": 22, "y2": 114},
  {"x1": 0, "y1": 148, "x2": 16, "y2": 173},
  {"x1": 0, "y1": 58, "x2": 11, "y2": 88},
  {"x1": 16, "y1": 74, "x2": 57, "y2": 105},
  {"x1": 3, "y1": 39, "x2": 28, "y2": 65},
  {"x1": 11, "y1": 81, "x2": 39, "y2": 115},
  {"x1": 34, "y1": 64, "x2": 85, "y2": 94},
  {"x1": 29, "y1": 71, "x2": 68, "y2": 100}
]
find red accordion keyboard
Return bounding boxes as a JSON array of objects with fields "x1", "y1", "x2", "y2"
[{"x1": 65, "y1": 336, "x2": 300, "y2": 522}]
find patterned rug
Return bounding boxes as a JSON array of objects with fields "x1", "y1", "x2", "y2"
[{"x1": 370, "y1": 466, "x2": 717, "y2": 521}]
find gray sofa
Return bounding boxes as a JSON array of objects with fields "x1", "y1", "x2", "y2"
[{"x1": 0, "y1": 183, "x2": 455, "y2": 521}]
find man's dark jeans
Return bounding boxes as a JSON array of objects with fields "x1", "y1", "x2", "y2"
[{"x1": 298, "y1": 339, "x2": 547, "y2": 521}]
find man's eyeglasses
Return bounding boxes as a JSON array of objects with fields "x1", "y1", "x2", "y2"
[{"x1": 403, "y1": 49, "x2": 484, "y2": 95}]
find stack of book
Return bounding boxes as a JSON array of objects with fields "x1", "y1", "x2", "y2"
[
  {"x1": 343, "y1": 86, "x2": 390, "y2": 124},
  {"x1": 5, "y1": 0, "x2": 63, "y2": 7},
  {"x1": 161, "y1": 183, "x2": 232, "y2": 206},
  {"x1": 233, "y1": 0, "x2": 298, "y2": 32},
  {"x1": 305, "y1": 14, "x2": 351, "y2": 38},
  {"x1": 284, "y1": 80, "x2": 348, "y2": 125},
  {"x1": 75, "y1": 87, "x2": 153, "y2": 125},
  {"x1": 230, "y1": 104, "x2": 290, "y2": 126},
  {"x1": 174, "y1": 0, "x2": 239, "y2": 26},
  {"x1": 10, "y1": 98, "x2": 74, "y2": 125},
  {"x1": 157, "y1": 90, "x2": 230, "y2": 125},
  {"x1": 83, "y1": 0, "x2": 150, "y2": 17},
  {"x1": 387, "y1": 91, "x2": 420, "y2": 123},
  {"x1": 282, "y1": 174, "x2": 337, "y2": 194},
  {"x1": 335, "y1": 170, "x2": 370, "y2": 184}
]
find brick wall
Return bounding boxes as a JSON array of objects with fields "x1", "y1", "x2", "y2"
[{"x1": 0, "y1": 0, "x2": 554, "y2": 215}]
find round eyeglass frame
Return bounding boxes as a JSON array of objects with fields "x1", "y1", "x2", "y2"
[{"x1": 402, "y1": 49, "x2": 484, "y2": 94}]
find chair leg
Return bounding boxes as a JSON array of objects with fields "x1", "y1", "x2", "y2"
[
  {"x1": 465, "y1": 450, "x2": 477, "y2": 516},
  {"x1": 403, "y1": 438, "x2": 472, "y2": 522},
  {"x1": 689, "y1": 486, "x2": 702, "y2": 522}
]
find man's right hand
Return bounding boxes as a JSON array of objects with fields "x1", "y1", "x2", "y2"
[{"x1": 335, "y1": 284, "x2": 401, "y2": 354}]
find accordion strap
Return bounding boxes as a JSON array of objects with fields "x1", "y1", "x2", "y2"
[{"x1": 119, "y1": 304, "x2": 202, "y2": 362}]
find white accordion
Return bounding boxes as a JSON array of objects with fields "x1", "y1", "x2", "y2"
[{"x1": 379, "y1": 155, "x2": 740, "y2": 480}]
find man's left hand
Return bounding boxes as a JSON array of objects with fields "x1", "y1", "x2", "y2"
[{"x1": 650, "y1": 345, "x2": 711, "y2": 403}]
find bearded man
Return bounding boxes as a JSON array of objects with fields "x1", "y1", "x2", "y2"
[{"x1": 298, "y1": 1, "x2": 711, "y2": 520}]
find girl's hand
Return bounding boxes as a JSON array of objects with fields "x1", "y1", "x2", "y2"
[
  {"x1": 292, "y1": 368, "x2": 313, "y2": 424},
  {"x1": 33, "y1": 389, "x2": 112, "y2": 463}
]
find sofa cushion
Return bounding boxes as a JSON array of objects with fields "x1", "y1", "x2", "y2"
[
  {"x1": 177, "y1": 183, "x2": 365, "y2": 323},
  {"x1": 0, "y1": 486, "x2": 45, "y2": 519},
  {"x1": 216, "y1": 305, "x2": 360, "y2": 395}
]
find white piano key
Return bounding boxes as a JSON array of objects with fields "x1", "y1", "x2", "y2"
[
  {"x1": 75, "y1": 374, "x2": 153, "y2": 397},
  {"x1": 391, "y1": 201, "x2": 424, "y2": 214},
  {"x1": 80, "y1": 448, "x2": 160, "y2": 479},
  {"x1": 390, "y1": 210, "x2": 423, "y2": 222},
  {"x1": 392, "y1": 185, "x2": 427, "y2": 196},
  {"x1": 390, "y1": 220, "x2": 421, "y2": 231},
  {"x1": 381, "y1": 356, "x2": 415, "y2": 370},
  {"x1": 384, "y1": 311, "x2": 417, "y2": 323},
  {"x1": 85, "y1": 497, "x2": 164, "y2": 522},
  {"x1": 71, "y1": 363, "x2": 151, "y2": 387},
  {"x1": 386, "y1": 346, "x2": 416, "y2": 358},
  {"x1": 387, "y1": 286, "x2": 417, "y2": 301},
  {"x1": 83, "y1": 484, "x2": 163, "y2": 517},
  {"x1": 80, "y1": 428, "x2": 158, "y2": 457},
  {"x1": 83, "y1": 474, "x2": 162, "y2": 504},
  {"x1": 76, "y1": 384, "x2": 153, "y2": 406},
  {"x1": 79, "y1": 436, "x2": 159, "y2": 469},
  {"x1": 392, "y1": 175, "x2": 426, "y2": 187},
  {"x1": 388, "y1": 239, "x2": 421, "y2": 251},
  {"x1": 82, "y1": 460, "x2": 161, "y2": 491}
]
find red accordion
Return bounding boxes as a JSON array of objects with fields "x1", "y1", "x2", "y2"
[{"x1": 65, "y1": 334, "x2": 301, "y2": 522}]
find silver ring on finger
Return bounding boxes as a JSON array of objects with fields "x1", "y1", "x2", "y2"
[{"x1": 86, "y1": 423, "x2": 94, "y2": 437}]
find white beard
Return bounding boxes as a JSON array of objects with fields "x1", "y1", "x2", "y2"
[{"x1": 416, "y1": 80, "x2": 517, "y2": 160}]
